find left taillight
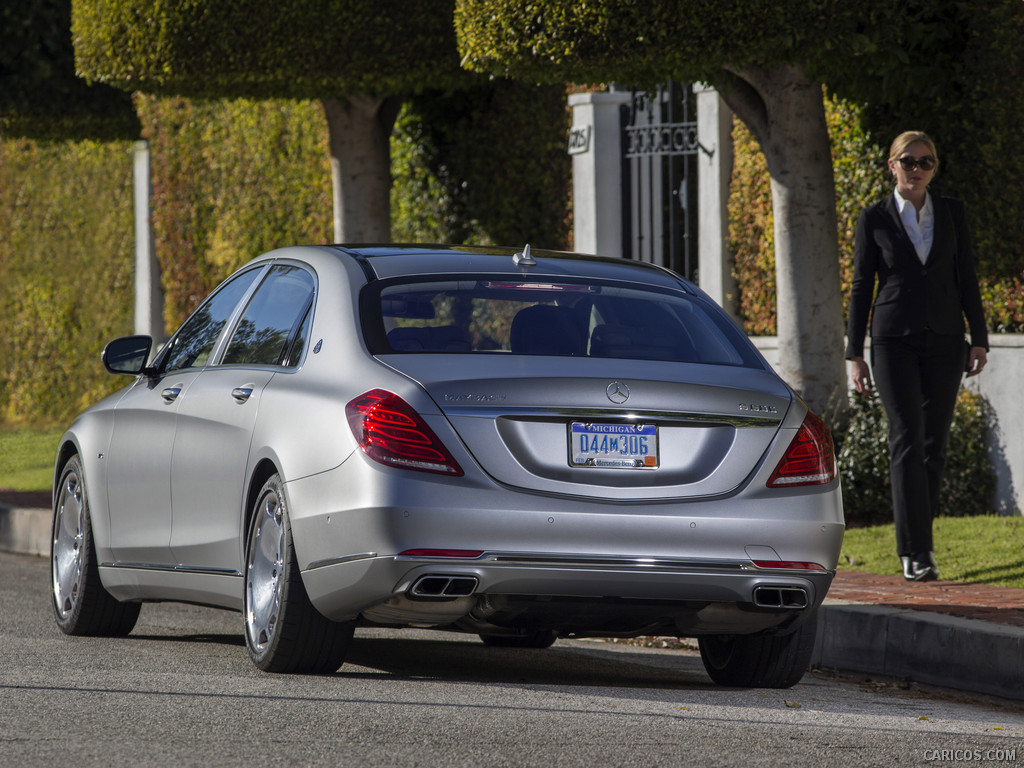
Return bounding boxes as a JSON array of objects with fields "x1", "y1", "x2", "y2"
[
  {"x1": 346, "y1": 389, "x2": 464, "y2": 476},
  {"x1": 766, "y1": 410, "x2": 836, "y2": 488}
]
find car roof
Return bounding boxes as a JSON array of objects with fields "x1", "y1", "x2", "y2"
[{"x1": 328, "y1": 244, "x2": 694, "y2": 292}]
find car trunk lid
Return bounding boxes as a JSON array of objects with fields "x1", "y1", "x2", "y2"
[{"x1": 379, "y1": 355, "x2": 791, "y2": 501}]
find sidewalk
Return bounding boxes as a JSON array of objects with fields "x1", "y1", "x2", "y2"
[{"x1": 3, "y1": 496, "x2": 1022, "y2": 700}]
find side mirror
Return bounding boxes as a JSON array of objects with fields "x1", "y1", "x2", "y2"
[{"x1": 102, "y1": 335, "x2": 153, "y2": 375}]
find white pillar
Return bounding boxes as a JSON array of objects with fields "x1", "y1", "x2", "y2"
[
  {"x1": 568, "y1": 91, "x2": 631, "y2": 257},
  {"x1": 133, "y1": 141, "x2": 164, "y2": 341},
  {"x1": 695, "y1": 85, "x2": 738, "y2": 319}
]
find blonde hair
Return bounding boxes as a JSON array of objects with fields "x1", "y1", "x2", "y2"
[{"x1": 889, "y1": 131, "x2": 939, "y2": 169}]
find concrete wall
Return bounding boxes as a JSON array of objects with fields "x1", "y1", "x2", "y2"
[{"x1": 753, "y1": 335, "x2": 1023, "y2": 515}]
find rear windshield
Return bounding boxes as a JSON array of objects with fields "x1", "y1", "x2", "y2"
[{"x1": 364, "y1": 277, "x2": 762, "y2": 368}]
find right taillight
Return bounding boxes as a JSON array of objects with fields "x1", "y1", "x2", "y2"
[
  {"x1": 346, "y1": 389, "x2": 464, "y2": 476},
  {"x1": 766, "y1": 410, "x2": 836, "y2": 488}
]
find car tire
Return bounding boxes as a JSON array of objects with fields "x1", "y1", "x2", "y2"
[
  {"x1": 244, "y1": 474, "x2": 353, "y2": 673},
  {"x1": 51, "y1": 455, "x2": 141, "y2": 637},
  {"x1": 698, "y1": 611, "x2": 818, "y2": 689},
  {"x1": 479, "y1": 630, "x2": 558, "y2": 649}
]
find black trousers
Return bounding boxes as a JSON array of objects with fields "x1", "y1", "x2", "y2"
[{"x1": 870, "y1": 332, "x2": 964, "y2": 556}]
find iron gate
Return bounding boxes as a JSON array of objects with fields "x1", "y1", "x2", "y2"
[{"x1": 621, "y1": 83, "x2": 703, "y2": 279}]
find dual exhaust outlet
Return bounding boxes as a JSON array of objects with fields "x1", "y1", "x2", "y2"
[
  {"x1": 752, "y1": 586, "x2": 809, "y2": 609},
  {"x1": 410, "y1": 574, "x2": 479, "y2": 599}
]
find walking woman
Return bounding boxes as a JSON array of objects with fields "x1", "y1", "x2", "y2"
[{"x1": 845, "y1": 131, "x2": 988, "y2": 582}]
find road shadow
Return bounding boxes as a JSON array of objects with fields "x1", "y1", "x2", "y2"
[{"x1": 340, "y1": 632, "x2": 714, "y2": 691}]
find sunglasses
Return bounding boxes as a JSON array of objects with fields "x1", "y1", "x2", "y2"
[{"x1": 897, "y1": 155, "x2": 936, "y2": 172}]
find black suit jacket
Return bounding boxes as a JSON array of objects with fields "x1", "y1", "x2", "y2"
[{"x1": 845, "y1": 193, "x2": 988, "y2": 359}]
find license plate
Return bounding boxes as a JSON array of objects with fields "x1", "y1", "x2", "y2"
[{"x1": 569, "y1": 423, "x2": 659, "y2": 469}]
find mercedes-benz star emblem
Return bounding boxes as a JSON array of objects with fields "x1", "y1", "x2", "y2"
[{"x1": 606, "y1": 381, "x2": 630, "y2": 404}]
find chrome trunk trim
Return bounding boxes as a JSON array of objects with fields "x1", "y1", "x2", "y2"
[{"x1": 440, "y1": 405, "x2": 781, "y2": 428}]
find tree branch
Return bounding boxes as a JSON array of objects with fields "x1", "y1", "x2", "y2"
[{"x1": 710, "y1": 67, "x2": 769, "y2": 150}]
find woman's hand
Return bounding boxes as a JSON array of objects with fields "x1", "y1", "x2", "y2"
[
  {"x1": 849, "y1": 357, "x2": 873, "y2": 394},
  {"x1": 966, "y1": 346, "x2": 988, "y2": 377}
]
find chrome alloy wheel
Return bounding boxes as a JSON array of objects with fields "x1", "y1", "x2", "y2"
[
  {"x1": 245, "y1": 488, "x2": 285, "y2": 654},
  {"x1": 52, "y1": 469, "x2": 85, "y2": 620}
]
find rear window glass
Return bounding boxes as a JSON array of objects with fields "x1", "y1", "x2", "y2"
[{"x1": 366, "y1": 278, "x2": 761, "y2": 368}]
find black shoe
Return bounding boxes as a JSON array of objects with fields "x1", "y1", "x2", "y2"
[{"x1": 901, "y1": 553, "x2": 939, "y2": 582}]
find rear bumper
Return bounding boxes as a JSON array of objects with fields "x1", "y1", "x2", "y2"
[
  {"x1": 300, "y1": 550, "x2": 834, "y2": 636},
  {"x1": 288, "y1": 453, "x2": 844, "y2": 636}
]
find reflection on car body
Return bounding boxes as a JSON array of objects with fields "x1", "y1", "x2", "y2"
[{"x1": 50, "y1": 244, "x2": 843, "y2": 687}]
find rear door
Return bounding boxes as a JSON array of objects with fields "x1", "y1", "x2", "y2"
[{"x1": 170, "y1": 264, "x2": 316, "y2": 572}]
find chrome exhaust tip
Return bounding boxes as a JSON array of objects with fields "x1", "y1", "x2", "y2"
[
  {"x1": 752, "y1": 586, "x2": 808, "y2": 609},
  {"x1": 410, "y1": 575, "x2": 479, "y2": 599}
]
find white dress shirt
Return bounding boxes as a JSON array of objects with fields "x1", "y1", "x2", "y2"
[{"x1": 894, "y1": 188, "x2": 934, "y2": 264}]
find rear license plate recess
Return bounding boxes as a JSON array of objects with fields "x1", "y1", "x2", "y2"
[{"x1": 569, "y1": 422, "x2": 659, "y2": 469}]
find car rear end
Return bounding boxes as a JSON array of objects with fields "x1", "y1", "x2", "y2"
[{"x1": 294, "y1": 246, "x2": 844, "y2": 642}]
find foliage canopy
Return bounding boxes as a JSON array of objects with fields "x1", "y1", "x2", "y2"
[{"x1": 73, "y1": 0, "x2": 475, "y2": 99}]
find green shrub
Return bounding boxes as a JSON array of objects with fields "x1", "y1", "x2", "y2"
[
  {"x1": 838, "y1": 388, "x2": 998, "y2": 527},
  {"x1": 727, "y1": 115, "x2": 774, "y2": 336},
  {"x1": 835, "y1": 392, "x2": 892, "y2": 527}
]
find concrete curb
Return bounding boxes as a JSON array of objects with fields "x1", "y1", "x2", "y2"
[
  {"x1": 812, "y1": 602, "x2": 1024, "y2": 701},
  {"x1": 0, "y1": 504, "x2": 50, "y2": 558},
  {"x1": 4, "y1": 503, "x2": 1021, "y2": 700}
]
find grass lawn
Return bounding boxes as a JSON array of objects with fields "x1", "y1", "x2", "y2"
[
  {"x1": 840, "y1": 516, "x2": 1024, "y2": 589},
  {"x1": 0, "y1": 427, "x2": 64, "y2": 491}
]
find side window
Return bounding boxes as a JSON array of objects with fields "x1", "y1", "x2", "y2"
[
  {"x1": 163, "y1": 268, "x2": 263, "y2": 373},
  {"x1": 222, "y1": 265, "x2": 316, "y2": 367}
]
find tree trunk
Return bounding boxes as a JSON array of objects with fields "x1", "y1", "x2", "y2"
[
  {"x1": 321, "y1": 94, "x2": 401, "y2": 243},
  {"x1": 716, "y1": 64, "x2": 847, "y2": 422}
]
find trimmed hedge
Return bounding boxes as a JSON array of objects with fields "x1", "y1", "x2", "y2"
[
  {"x1": 137, "y1": 83, "x2": 572, "y2": 331},
  {"x1": 0, "y1": 138, "x2": 135, "y2": 427},
  {"x1": 134, "y1": 95, "x2": 334, "y2": 327},
  {"x1": 73, "y1": 0, "x2": 472, "y2": 99},
  {"x1": 0, "y1": 82, "x2": 572, "y2": 428},
  {"x1": 456, "y1": 0, "x2": 844, "y2": 86}
]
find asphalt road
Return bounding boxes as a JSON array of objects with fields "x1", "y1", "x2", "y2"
[{"x1": 3, "y1": 552, "x2": 1022, "y2": 768}]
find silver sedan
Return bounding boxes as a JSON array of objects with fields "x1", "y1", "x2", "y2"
[{"x1": 50, "y1": 244, "x2": 844, "y2": 687}]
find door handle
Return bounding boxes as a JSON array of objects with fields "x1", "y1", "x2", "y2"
[
  {"x1": 232, "y1": 387, "x2": 254, "y2": 403},
  {"x1": 161, "y1": 386, "x2": 181, "y2": 403}
]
